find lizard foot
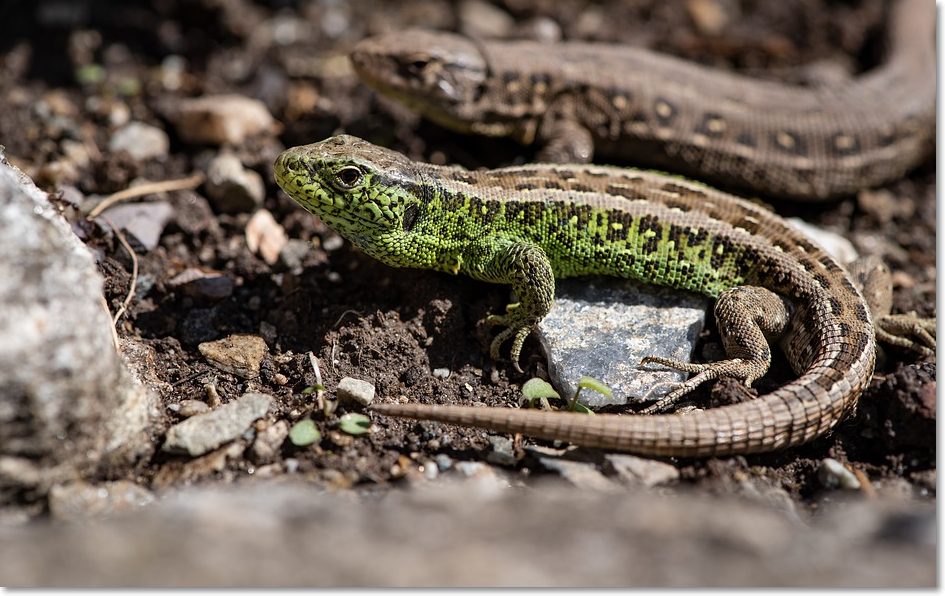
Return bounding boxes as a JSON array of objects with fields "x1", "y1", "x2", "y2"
[
  {"x1": 484, "y1": 307, "x2": 536, "y2": 373},
  {"x1": 638, "y1": 355, "x2": 762, "y2": 414},
  {"x1": 874, "y1": 313, "x2": 936, "y2": 357}
]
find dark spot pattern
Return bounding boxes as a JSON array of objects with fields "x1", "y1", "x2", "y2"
[{"x1": 606, "y1": 184, "x2": 647, "y2": 201}]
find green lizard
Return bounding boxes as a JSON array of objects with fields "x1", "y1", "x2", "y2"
[{"x1": 274, "y1": 135, "x2": 933, "y2": 456}]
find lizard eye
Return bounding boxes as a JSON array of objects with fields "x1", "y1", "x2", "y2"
[
  {"x1": 407, "y1": 58, "x2": 429, "y2": 72},
  {"x1": 334, "y1": 166, "x2": 363, "y2": 189}
]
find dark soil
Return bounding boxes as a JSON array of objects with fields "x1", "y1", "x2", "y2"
[{"x1": 0, "y1": 0, "x2": 934, "y2": 509}]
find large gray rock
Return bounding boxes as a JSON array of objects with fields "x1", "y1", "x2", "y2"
[
  {"x1": 538, "y1": 278, "x2": 709, "y2": 407},
  {"x1": 0, "y1": 481, "x2": 932, "y2": 587},
  {"x1": 0, "y1": 152, "x2": 159, "y2": 496}
]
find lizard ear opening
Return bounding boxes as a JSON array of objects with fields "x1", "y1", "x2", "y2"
[{"x1": 402, "y1": 204, "x2": 420, "y2": 231}]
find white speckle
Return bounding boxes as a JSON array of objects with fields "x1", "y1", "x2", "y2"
[{"x1": 776, "y1": 131, "x2": 795, "y2": 149}]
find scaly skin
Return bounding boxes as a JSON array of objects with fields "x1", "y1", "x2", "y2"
[
  {"x1": 274, "y1": 135, "x2": 884, "y2": 457},
  {"x1": 349, "y1": 0, "x2": 934, "y2": 200}
]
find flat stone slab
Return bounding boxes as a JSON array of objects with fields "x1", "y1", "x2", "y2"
[
  {"x1": 537, "y1": 278, "x2": 710, "y2": 407},
  {"x1": 164, "y1": 392, "x2": 272, "y2": 456},
  {"x1": 0, "y1": 482, "x2": 932, "y2": 587}
]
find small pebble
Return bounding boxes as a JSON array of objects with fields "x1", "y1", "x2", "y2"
[
  {"x1": 168, "y1": 268, "x2": 234, "y2": 301},
  {"x1": 486, "y1": 435, "x2": 517, "y2": 466},
  {"x1": 606, "y1": 453, "x2": 679, "y2": 487},
  {"x1": 435, "y1": 454, "x2": 454, "y2": 471},
  {"x1": 432, "y1": 367, "x2": 451, "y2": 379},
  {"x1": 532, "y1": 451, "x2": 620, "y2": 491},
  {"x1": 686, "y1": 0, "x2": 729, "y2": 35},
  {"x1": 198, "y1": 334, "x2": 268, "y2": 379},
  {"x1": 818, "y1": 458, "x2": 862, "y2": 490},
  {"x1": 109, "y1": 121, "x2": 170, "y2": 161},
  {"x1": 163, "y1": 392, "x2": 273, "y2": 457},
  {"x1": 787, "y1": 218, "x2": 858, "y2": 265},
  {"x1": 101, "y1": 200, "x2": 174, "y2": 251},
  {"x1": 518, "y1": 16, "x2": 562, "y2": 43},
  {"x1": 252, "y1": 420, "x2": 289, "y2": 462},
  {"x1": 459, "y1": 0, "x2": 515, "y2": 38},
  {"x1": 321, "y1": 234, "x2": 344, "y2": 251},
  {"x1": 168, "y1": 94, "x2": 276, "y2": 145},
  {"x1": 284, "y1": 458, "x2": 300, "y2": 474},
  {"x1": 336, "y1": 377, "x2": 375, "y2": 406},
  {"x1": 178, "y1": 399, "x2": 210, "y2": 417},
  {"x1": 246, "y1": 209, "x2": 288, "y2": 266},
  {"x1": 278, "y1": 239, "x2": 311, "y2": 271},
  {"x1": 205, "y1": 153, "x2": 265, "y2": 213}
]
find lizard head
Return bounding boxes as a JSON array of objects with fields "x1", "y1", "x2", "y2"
[
  {"x1": 274, "y1": 135, "x2": 434, "y2": 268},
  {"x1": 350, "y1": 30, "x2": 494, "y2": 132}
]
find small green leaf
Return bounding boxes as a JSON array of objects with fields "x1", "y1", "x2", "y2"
[
  {"x1": 301, "y1": 386, "x2": 316, "y2": 395},
  {"x1": 116, "y1": 77, "x2": 141, "y2": 96},
  {"x1": 570, "y1": 402, "x2": 595, "y2": 415},
  {"x1": 578, "y1": 376, "x2": 613, "y2": 398},
  {"x1": 75, "y1": 64, "x2": 105, "y2": 85},
  {"x1": 339, "y1": 413, "x2": 371, "y2": 435},
  {"x1": 521, "y1": 378, "x2": 560, "y2": 401},
  {"x1": 288, "y1": 419, "x2": 321, "y2": 446}
]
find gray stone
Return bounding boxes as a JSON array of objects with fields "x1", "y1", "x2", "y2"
[
  {"x1": 177, "y1": 399, "x2": 210, "y2": 417},
  {"x1": 168, "y1": 268, "x2": 234, "y2": 301},
  {"x1": 167, "y1": 94, "x2": 276, "y2": 145},
  {"x1": 164, "y1": 392, "x2": 272, "y2": 457},
  {"x1": 0, "y1": 483, "x2": 933, "y2": 587},
  {"x1": 108, "y1": 122, "x2": 170, "y2": 161},
  {"x1": 48, "y1": 481, "x2": 155, "y2": 520},
  {"x1": 459, "y1": 0, "x2": 515, "y2": 38},
  {"x1": 606, "y1": 453, "x2": 680, "y2": 487},
  {"x1": 204, "y1": 153, "x2": 265, "y2": 213},
  {"x1": 252, "y1": 420, "x2": 289, "y2": 462},
  {"x1": 537, "y1": 278, "x2": 709, "y2": 407},
  {"x1": 198, "y1": 334, "x2": 268, "y2": 378},
  {"x1": 278, "y1": 239, "x2": 311, "y2": 271},
  {"x1": 101, "y1": 200, "x2": 174, "y2": 250},
  {"x1": 529, "y1": 446, "x2": 620, "y2": 491},
  {"x1": 0, "y1": 151, "x2": 159, "y2": 494},
  {"x1": 787, "y1": 218, "x2": 859, "y2": 265},
  {"x1": 485, "y1": 435, "x2": 516, "y2": 466},
  {"x1": 336, "y1": 377, "x2": 375, "y2": 406}
]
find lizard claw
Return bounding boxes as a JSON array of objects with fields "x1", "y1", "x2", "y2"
[
  {"x1": 488, "y1": 323, "x2": 533, "y2": 373},
  {"x1": 874, "y1": 313, "x2": 936, "y2": 357},
  {"x1": 485, "y1": 306, "x2": 534, "y2": 372},
  {"x1": 639, "y1": 355, "x2": 761, "y2": 413}
]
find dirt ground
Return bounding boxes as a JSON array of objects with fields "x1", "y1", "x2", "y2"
[{"x1": 0, "y1": 0, "x2": 935, "y2": 514}]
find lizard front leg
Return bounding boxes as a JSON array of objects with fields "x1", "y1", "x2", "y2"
[
  {"x1": 463, "y1": 238, "x2": 555, "y2": 372},
  {"x1": 536, "y1": 113, "x2": 594, "y2": 164},
  {"x1": 641, "y1": 286, "x2": 792, "y2": 413}
]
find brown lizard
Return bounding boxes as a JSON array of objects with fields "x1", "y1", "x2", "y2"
[{"x1": 350, "y1": 0, "x2": 934, "y2": 200}]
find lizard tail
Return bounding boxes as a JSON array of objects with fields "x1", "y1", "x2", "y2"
[{"x1": 370, "y1": 316, "x2": 875, "y2": 457}]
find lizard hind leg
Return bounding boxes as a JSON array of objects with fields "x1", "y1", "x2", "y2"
[
  {"x1": 639, "y1": 286, "x2": 792, "y2": 413},
  {"x1": 848, "y1": 255, "x2": 936, "y2": 356}
]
